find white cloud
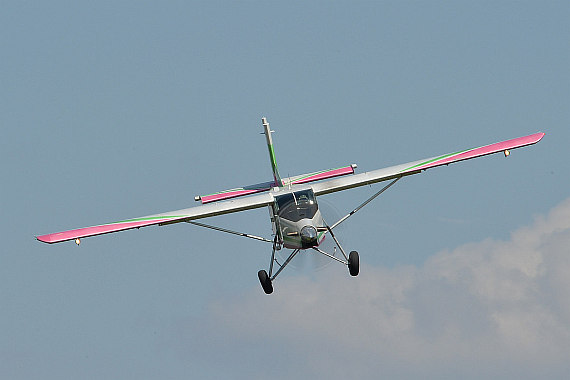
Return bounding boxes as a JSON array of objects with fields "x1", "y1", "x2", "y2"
[{"x1": 175, "y1": 198, "x2": 570, "y2": 379}]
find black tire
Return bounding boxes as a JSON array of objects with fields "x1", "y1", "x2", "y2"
[
  {"x1": 258, "y1": 270, "x2": 274, "y2": 294},
  {"x1": 348, "y1": 251, "x2": 359, "y2": 276}
]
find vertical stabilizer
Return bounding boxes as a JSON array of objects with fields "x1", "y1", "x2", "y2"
[{"x1": 262, "y1": 117, "x2": 283, "y2": 187}]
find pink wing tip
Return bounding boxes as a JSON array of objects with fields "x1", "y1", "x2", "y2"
[
  {"x1": 36, "y1": 217, "x2": 178, "y2": 244},
  {"x1": 36, "y1": 235, "x2": 51, "y2": 243},
  {"x1": 510, "y1": 131, "x2": 545, "y2": 147}
]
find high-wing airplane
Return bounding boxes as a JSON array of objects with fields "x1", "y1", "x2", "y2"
[{"x1": 37, "y1": 118, "x2": 545, "y2": 294}]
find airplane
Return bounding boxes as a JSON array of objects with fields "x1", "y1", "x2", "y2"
[{"x1": 37, "y1": 118, "x2": 545, "y2": 294}]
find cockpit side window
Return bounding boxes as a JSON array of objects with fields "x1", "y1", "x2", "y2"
[{"x1": 275, "y1": 193, "x2": 294, "y2": 212}]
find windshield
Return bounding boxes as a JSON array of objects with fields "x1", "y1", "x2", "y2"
[{"x1": 275, "y1": 189, "x2": 318, "y2": 222}]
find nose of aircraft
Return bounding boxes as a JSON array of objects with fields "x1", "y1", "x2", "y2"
[{"x1": 300, "y1": 225, "x2": 318, "y2": 248}]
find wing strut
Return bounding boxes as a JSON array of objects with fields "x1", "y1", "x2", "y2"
[
  {"x1": 186, "y1": 221, "x2": 273, "y2": 243},
  {"x1": 329, "y1": 177, "x2": 401, "y2": 230}
]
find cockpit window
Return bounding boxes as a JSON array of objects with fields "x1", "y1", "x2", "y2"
[{"x1": 275, "y1": 189, "x2": 318, "y2": 222}]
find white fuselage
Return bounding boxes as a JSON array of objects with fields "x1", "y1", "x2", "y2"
[{"x1": 270, "y1": 188, "x2": 326, "y2": 250}]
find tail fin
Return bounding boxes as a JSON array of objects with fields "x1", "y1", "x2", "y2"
[{"x1": 262, "y1": 117, "x2": 283, "y2": 187}]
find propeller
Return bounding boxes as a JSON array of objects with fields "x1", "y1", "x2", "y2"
[{"x1": 276, "y1": 198, "x2": 346, "y2": 273}]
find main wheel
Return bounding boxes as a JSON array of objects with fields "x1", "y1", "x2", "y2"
[
  {"x1": 258, "y1": 270, "x2": 274, "y2": 294},
  {"x1": 348, "y1": 251, "x2": 359, "y2": 276}
]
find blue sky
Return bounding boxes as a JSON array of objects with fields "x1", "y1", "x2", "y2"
[{"x1": 2, "y1": 1, "x2": 569, "y2": 379}]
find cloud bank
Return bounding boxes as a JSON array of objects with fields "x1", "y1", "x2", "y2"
[{"x1": 176, "y1": 198, "x2": 570, "y2": 379}]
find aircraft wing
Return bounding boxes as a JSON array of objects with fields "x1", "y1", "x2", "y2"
[
  {"x1": 311, "y1": 132, "x2": 545, "y2": 196},
  {"x1": 36, "y1": 192, "x2": 275, "y2": 244},
  {"x1": 37, "y1": 132, "x2": 544, "y2": 244}
]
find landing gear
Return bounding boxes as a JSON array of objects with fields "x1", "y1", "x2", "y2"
[
  {"x1": 258, "y1": 270, "x2": 273, "y2": 294},
  {"x1": 348, "y1": 251, "x2": 359, "y2": 276}
]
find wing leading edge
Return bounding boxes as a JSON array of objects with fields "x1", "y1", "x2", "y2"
[
  {"x1": 311, "y1": 132, "x2": 545, "y2": 196},
  {"x1": 36, "y1": 192, "x2": 274, "y2": 244}
]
